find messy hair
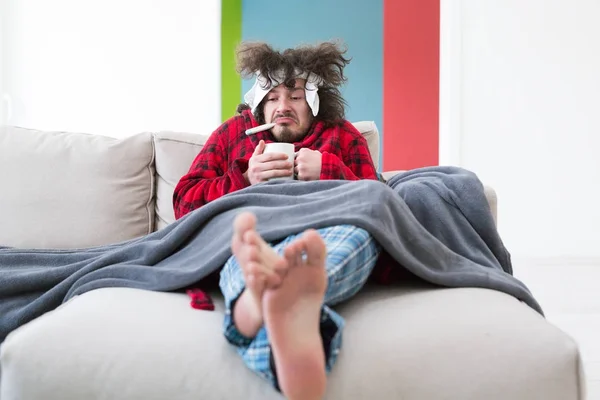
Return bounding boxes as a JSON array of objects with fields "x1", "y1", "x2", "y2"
[{"x1": 235, "y1": 40, "x2": 351, "y2": 127}]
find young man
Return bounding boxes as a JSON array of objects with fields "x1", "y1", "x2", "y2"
[{"x1": 174, "y1": 41, "x2": 381, "y2": 399}]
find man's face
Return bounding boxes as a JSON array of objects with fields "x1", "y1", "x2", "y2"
[{"x1": 263, "y1": 78, "x2": 313, "y2": 143}]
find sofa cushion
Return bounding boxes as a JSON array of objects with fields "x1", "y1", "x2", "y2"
[
  {"x1": 0, "y1": 285, "x2": 582, "y2": 400},
  {"x1": 153, "y1": 131, "x2": 210, "y2": 231},
  {"x1": 152, "y1": 122, "x2": 380, "y2": 230},
  {"x1": 352, "y1": 121, "x2": 379, "y2": 167},
  {"x1": 0, "y1": 126, "x2": 155, "y2": 249}
]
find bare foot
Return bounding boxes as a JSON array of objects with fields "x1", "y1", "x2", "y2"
[
  {"x1": 231, "y1": 212, "x2": 288, "y2": 338},
  {"x1": 263, "y1": 229, "x2": 328, "y2": 400}
]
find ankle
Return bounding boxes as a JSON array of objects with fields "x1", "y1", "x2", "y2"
[{"x1": 233, "y1": 289, "x2": 263, "y2": 338}]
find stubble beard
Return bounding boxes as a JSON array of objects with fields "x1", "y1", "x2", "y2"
[{"x1": 275, "y1": 125, "x2": 307, "y2": 143}]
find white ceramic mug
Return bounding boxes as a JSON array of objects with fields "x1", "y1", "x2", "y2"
[{"x1": 263, "y1": 142, "x2": 295, "y2": 181}]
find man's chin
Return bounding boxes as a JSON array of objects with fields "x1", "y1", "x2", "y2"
[{"x1": 274, "y1": 126, "x2": 305, "y2": 143}]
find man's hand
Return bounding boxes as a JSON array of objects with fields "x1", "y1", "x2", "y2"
[
  {"x1": 294, "y1": 148, "x2": 322, "y2": 181},
  {"x1": 245, "y1": 140, "x2": 294, "y2": 184}
]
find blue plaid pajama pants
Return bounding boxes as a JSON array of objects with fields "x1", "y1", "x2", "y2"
[{"x1": 219, "y1": 224, "x2": 381, "y2": 389}]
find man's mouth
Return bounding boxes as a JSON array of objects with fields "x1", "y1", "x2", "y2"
[{"x1": 275, "y1": 116, "x2": 295, "y2": 124}]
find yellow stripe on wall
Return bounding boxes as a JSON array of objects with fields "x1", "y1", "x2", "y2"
[{"x1": 220, "y1": 0, "x2": 242, "y2": 121}]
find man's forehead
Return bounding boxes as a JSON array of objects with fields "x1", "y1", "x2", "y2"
[{"x1": 269, "y1": 78, "x2": 306, "y2": 94}]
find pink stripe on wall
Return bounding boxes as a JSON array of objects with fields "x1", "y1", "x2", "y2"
[{"x1": 383, "y1": 0, "x2": 440, "y2": 171}]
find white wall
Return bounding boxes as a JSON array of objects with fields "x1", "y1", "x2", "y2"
[
  {"x1": 1, "y1": 0, "x2": 221, "y2": 137},
  {"x1": 441, "y1": 0, "x2": 600, "y2": 259}
]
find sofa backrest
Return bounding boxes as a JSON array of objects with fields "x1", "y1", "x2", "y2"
[
  {"x1": 0, "y1": 126, "x2": 156, "y2": 249},
  {"x1": 0, "y1": 121, "x2": 380, "y2": 248},
  {"x1": 153, "y1": 131, "x2": 208, "y2": 231}
]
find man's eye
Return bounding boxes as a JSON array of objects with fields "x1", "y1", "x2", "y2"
[
  {"x1": 291, "y1": 96, "x2": 302, "y2": 100},
  {"x1": 267, "y1": 98, "x2": 277, "y2": 102}
]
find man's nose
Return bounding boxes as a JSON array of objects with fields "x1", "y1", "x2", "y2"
[{"x1": 276, "y1": 97, "x2": 291, "y2": 113}]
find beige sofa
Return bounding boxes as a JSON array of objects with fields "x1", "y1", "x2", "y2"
[{"x1": 0, "y1": 123, "x2": 585, "y2": 400}]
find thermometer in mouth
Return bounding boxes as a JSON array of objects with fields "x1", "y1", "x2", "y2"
[{"x1": 245, "y1": 123, "x2": 276, "y2": 136}]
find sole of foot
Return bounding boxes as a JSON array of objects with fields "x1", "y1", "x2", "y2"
[{"x1": 263, "y1": 229, "x2": 328, "y2": 400}]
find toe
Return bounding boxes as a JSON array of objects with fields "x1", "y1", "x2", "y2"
[
  {"x1": 273, "y1": 257, "x2": 288, "y2": 274},
  {"x1": 284, "y1": 242, "x2": 302, "y2": 267},
  {"x1": 246, "y1": 271, "x2": 266, "y2": 293},
  {"x1": 265, "y1": 270, "x2": 284, "y2": 288},
  {"x1": 243, "y1": 244, "x2": 261, "y2": 264},
  {"x1": 243, "y1": 230, "x2": 263, "y2": 247},
  {"x1": 303, "y1": 230, "x2": 326, "y2": 265},
  {"x1": 234, "y1": 212, "x2": 257, "y2": 236}
]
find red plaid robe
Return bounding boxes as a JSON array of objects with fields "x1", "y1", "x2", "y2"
[
  {"x1": 175, "y1": 110, "x2": 396, "y2": 310},
  {"x1": 173, "y1": 109, "x2": 379, "y2": 218}
]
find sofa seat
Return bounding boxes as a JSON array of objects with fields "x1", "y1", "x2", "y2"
[{"x1": 0, "y1": 283, "x2": 583, "y2": 400}]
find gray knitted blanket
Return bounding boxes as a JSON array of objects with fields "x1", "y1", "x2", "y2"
[{"x1": 0, "y1": 166, "x2": 542, "y2": 343}]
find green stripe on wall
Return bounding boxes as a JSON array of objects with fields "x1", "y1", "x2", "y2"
[{"x1": 220, "y1": 0, "x2": 242, "y2": 121}]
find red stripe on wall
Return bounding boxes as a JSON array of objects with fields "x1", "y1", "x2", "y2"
[{"x1": 383, "y1": 0, "x2": 440, "y2": 171}]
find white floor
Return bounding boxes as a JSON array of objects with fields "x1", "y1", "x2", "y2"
[{"x1": 513, "y1": 257, "x2": 600, "y2": 400}]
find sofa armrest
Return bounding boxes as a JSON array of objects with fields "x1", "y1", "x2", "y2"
[{"x1": 381, "y1": 170, "x2": 498, "y2": 226}]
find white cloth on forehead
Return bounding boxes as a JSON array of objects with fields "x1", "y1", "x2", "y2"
[{"x1": 243, "y1": 69, "x2": 323, "y2": 116}]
